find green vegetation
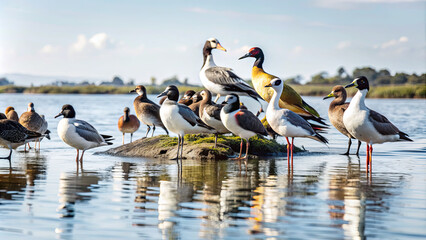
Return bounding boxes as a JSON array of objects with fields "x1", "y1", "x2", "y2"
[
  {"x1": 305, "y1": 66, "x2": 425, "y2": 86},
  {"x1": 292, "y1": 84, "x2": 426, "y2": 98},
  {"x1": 160, "y1": 134, "x2": 302, "y2": 155}
]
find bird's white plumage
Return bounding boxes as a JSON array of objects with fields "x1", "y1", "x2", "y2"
[
  {"x1": 201, "y1": 108, "x2": 229, "y2": 134},
  {"x1": 220, "y1": 108, "x2": 256, "y2": 140},
  {"x1": 57, "y1": 118, "x2": 107, "y2": 151},
  {"x1": 343, "y1": 89, "x2": 399, "y2": 144},
  {"x1": 160, "y1": 99, "x2": 213, "y2": 136},
  {"x1": 266, "y1": 80, "x2": 316, "y2": 139}
]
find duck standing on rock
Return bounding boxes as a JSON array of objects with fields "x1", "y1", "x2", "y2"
[
  {"x1": 265, "y1": 79, "x2": 328, "y2": 168},
  {"x1": 199, "y1": 89, "x2": 230, "y2": 148},
  {"x1": 239, "y1": 47, "x2": 327, "y2": 128},
  {"x1": 323, "y1": 85, "x2": 361, "y2": 155},
  {"x1": 343, "y1": 76, "x2": 412, "y2": 174},
  {"x1": 220, "y1": 94, "x2": 267, "y2": 160},
  {"x1": 199, "y1": 38, "x2": 263, "y2": 114},
  {"x1": 118, "y1": 107, "x2": 140, "y2": 144},
  {"x1": 158, "y1": 85, "x2": 215, "y2": 161},
  {"x1": 130, "y1": 85, "x2": 169, "y2": 138},
  {"x1": 55, "y1": 104, "x2": 113, "y2": 168}
]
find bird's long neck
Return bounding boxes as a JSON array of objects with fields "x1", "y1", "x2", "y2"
[
  {"x1": 202, "y1": 43, "x2": 216, "y2": 69},
  {"x1": 253, "y1": 53, "x2": 264, "y2": 69},
  {"x1": 350, "y1": 89, "x2": 368, "y2": 110},
  {"x1": 269, "y1": 87, "x2": 282, "y2": 110},
  {"x1": 330, "y1": 93, "x2": 347, "y2": 110},
  {"x1": 123, "y1": 111, "x2": 129, "y2": 122}
]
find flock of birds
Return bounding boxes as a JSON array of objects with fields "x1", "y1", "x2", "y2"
[{"x1": 0, "y1": 38, "x2": 412, "y2": 173}]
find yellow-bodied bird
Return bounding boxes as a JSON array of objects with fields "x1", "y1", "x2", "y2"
[{"x1": 239, "y1": 47, "x2": 327, "y2": 126}]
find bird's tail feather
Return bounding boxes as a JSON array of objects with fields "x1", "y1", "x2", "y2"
[
  {"x1": 308, "y1": 133, "x2": 328, "y2": 144},
  {"x1": 399, "y1": 131, "x2": 413, "y2": 142}
]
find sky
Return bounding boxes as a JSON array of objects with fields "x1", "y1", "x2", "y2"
[{"x1": 0, "y1": 0, "x2": 425, "y2": 85}]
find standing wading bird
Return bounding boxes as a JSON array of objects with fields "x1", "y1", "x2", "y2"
[
  {"x1": 343, "y1": 76, "x2": 412, "y2": 174},
  {"x1": 19, "y1": 102, "x2": 44, "y2": 151},
  {"x1": 199, "y1": 38, "x2": 264, "y2": 114},
  {"x1": 130, "y1": 85, "x2": 169, "y2": 138},
  {"x1": 265, "y1": 79, "x2": 328, "y2": 168},
  {"x1": 55, "y1": 104, "x2": 113, "y2": 168},
  {"x1": 238, "y1": 47, "x2": 327, "y2": 128},
  {"x1": 118, "y1": 107, "x2": 140, "y2": 144},
  {"x1": 0, "y1": 119, "x2": 41, "y2": 167},
  {"x1": 157, "y1": 85, "x2": 215, "y2": 161},
  {"x1": 220, "y1": 94, "x2": 268, "y2": 160},
  {"x1": 199, "y1": 89, "x2": 230, "y2": 148},
  {"x1": 5, "y1": 107, "x2": 19, "y2": 121},
  {"x1": 323, "y1": 85, "x2": 362, "y2": 155}
]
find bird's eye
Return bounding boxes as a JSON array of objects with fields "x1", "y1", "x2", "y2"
[{"x1": 275, "y1": 80, "x2": 281, "y2": 85}]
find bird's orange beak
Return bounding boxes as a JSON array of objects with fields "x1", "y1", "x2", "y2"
[{"x1": 216, "y1": 43, "x2": 227, "y2": 52}]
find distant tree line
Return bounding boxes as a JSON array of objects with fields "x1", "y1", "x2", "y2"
[
  {"x1": 0, "y1": 77, "x2": 14, "y2": 86},
  {"x1": 303, "y1": 67, "x2": 425, "y2": 86}
]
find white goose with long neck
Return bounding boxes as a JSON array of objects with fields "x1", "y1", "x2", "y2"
[{"x1": 268, "y1": 78, "x2": 283, "y2": 111}]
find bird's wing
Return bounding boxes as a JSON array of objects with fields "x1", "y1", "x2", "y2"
[
  {"x1": 234, "y1": 110, "x2": 267, "y2": 136},
  {"x1": 369, "y1": 110, "x2": 400, "y2": 135},
  {"x1": 178, "y1": 104, "x2": 200, "y2": 127},
  {"x1": 205, "y1": 67, "x2": 261, "y2": 98},
  {"x1": 281, "y1": 110, "x2": 315, "y2": 135},
  {"x1": 0, "y1": 120, "x2": 40, "y2": 143},
  {"x1": 73, "y1": 120, "x2": 104, "y2": 143},
  {"x1": 205, "y1": 104, "x2": 222, "y2": 121}
]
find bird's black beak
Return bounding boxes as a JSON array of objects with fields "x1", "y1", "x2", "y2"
[
  {"x1": 54, "y1": 112, "x2": 63, "y2": 118},
  {"x1": 264, "y1": 83, "x2": 272, "y2": 88},
  {"x1": 344, "y1": 82, "x2": 356, "y2": 89},
  {"x1": 238, "y1": 52, "x2": 251, "y2": 60},
  {"x1": 222, "y1": 101, "x2": 228, "y2": 104},
  {"x1": 129, "y1": 89, "x2": 136, "y2": 93},
  {"x1": 157, "y1": 91, "x2": 167, "y2": 98}
]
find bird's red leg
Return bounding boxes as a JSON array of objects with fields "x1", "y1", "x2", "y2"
[
  {"x1": 366, "y1": 144, "x2": 370, "y2": 173},
  {"x1": 369, "y1": 145, "x2": 373, "y2": 174},
  {"x1": 286, "y1": 137, "x2": 290, "y2": 168},
  {"x1": 291, "y1": 138, "x2": 294, "y2": 169}
]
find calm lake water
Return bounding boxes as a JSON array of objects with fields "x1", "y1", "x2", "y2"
[{"x1": 0, "y1": 93, "x2": 425, "y2": 240}]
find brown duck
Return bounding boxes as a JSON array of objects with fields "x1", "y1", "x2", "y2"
[
  {"x1": 130, "y1": 85, "x2": 169, "y2": 137},
  {"x1": 323, "y1": 85, "x2": 361, "y2": 155}
]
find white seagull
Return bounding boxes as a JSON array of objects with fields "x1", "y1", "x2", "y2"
[
  {"x1": 220, "y1": 94, "x2": 268, "y2": 160},
  {"x1": 265, "y1": 79, "x2": 328, "y2": 167},
  {"x1": 343, "y1": 76, "x2": 412, "y2": 173},
  {"x1": 157, "y1": 85, "x2": 215, "y2": 161},
  {"x1": 55, "y1": 104, "x2": 113, "y2": 167},
  {"x1": 199, "y1": 38, "x2": 263, "y2": 113}
]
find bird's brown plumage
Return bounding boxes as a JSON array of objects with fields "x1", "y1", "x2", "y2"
[{"x1": 5, "y1": 107, "x2": 19, "y2": 122}]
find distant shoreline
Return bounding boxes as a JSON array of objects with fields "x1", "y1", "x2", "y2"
[{"x1": 0, "y1": 84, "x2": 424, "y2": 98}]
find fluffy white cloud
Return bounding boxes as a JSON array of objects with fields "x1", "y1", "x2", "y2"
[
  {"x1": 71, "y1": 34, "x2": 88, "y2": 52},
  {"x1": 336, "y1": 41, "x2": 351, "y2": 50},
  {"x1": 375, "y1": 36, "x2": 409, "y2": 49},
  {"x1": 70, "y1": 33, "x2": 116, "y2": 52}
]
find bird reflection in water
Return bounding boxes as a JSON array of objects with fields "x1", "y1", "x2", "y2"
[{"x1": 328, "y1": 156, "x2": 366, "y2": 240}]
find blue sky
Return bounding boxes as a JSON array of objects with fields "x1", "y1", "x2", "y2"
[{"x1": 0, "y1": 0, "x2": 424, "y2": 84}]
